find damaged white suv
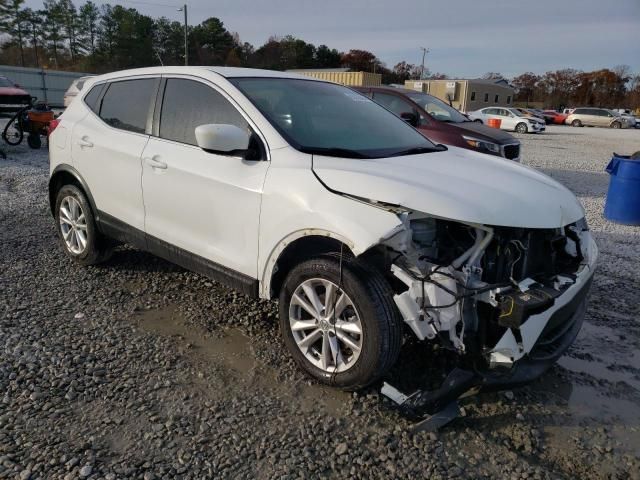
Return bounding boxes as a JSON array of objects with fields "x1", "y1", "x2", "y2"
[{"x1": 49, "y1": 67, "x2": 597, "y2": 398}]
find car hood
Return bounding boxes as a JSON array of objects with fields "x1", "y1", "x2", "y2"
[
  {"x1": 0, "y1": 86, "x2": 29, "y2": 96},
  {"x1": 312, "y1": 146, "x2": 584, "y2": 229},
  {"x1": 449, "y1": 121, "x2": 517, "y2": 143}
]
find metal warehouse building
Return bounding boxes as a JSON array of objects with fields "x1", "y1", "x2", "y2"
[
  {"x1": 404, "y1": 78, "x2": 515, "y2": 113},
  {"x1": 287, "y1": 68, "x2": 382, "y2": 87}
]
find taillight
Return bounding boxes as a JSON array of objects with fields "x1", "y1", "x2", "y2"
[{"x1": 48, "y1": 118, "x2": 61, "y2": 136}]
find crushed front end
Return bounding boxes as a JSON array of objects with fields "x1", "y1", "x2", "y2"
[{"x1": 375, "y1": 211, "x2": 598, "y2": 420}]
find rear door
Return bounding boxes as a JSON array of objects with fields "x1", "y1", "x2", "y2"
[
  {"x1": 141, "y1": 76, "x2": 269, "y2": 277},
  {"x1": 71, "y1": 76, "x2": 158, "y2": 234}
]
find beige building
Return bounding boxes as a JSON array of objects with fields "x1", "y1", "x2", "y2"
[
  {"x1": 404, "y1": 78, "x2": 515, "y2": 113},
  {"x1": 287, "y1": 68, "x2": 382, "y2": 87}
]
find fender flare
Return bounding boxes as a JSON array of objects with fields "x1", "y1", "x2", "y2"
[
  {"x1": 49, "y1": 164, "x2": 99, "y2": 220},
  {"x1": 259, "y1": 228, "x2": 356, "y2": 299}
]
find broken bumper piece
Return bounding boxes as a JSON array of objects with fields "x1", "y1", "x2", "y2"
[{"x1": 382, "y1": 292, "x2": 591, "y2": 425}]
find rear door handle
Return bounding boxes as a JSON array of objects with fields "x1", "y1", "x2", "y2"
[
  {"x1": 144, "y1": 156, "x2": 167, "y2": 170},
  {"x1": 77, "y1": 136, "x2": 93, "y2": 148}
]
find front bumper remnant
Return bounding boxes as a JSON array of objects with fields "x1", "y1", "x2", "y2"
[{"x1": 382, "y1": 292, "x2": 592, "y2": 430}]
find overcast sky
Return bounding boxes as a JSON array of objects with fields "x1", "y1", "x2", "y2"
[{"x1": 25, "y1": 0, "x2": 640, "y2": 77}]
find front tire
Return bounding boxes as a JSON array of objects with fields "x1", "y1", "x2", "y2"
[
  {"x1": 54, "y1": 185, "x2": 112, "y2": 265},
  {"x1": 515, "y1": 122, "x2": 528, "y2": 134},
  {"x1": 279, "y1": 254, "x2": 402, "y2": 390},
  {"x1": 611, "y1": 121, "x2": 621, "y2": 129}
]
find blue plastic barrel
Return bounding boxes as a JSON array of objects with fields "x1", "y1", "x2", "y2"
[{"x1": 604, "y1": 154, "x2": 640, "y2": 225}]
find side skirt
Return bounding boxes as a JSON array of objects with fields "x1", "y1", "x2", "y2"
[{"x1": 97, "y1": 211, "x2": 259, "y2": 298}]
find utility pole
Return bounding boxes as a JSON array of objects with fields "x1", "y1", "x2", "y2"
[
  {"x1": 178, "y1": 4, "x2": 188, "y2": 66},
  {"x1": 419, "y1": 47, "x2": 430, "y2": 79}
]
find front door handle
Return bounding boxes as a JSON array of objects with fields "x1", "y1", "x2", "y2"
[
  {"x1": 77, "y1": 136, "x2": 93, "y2": 148},
  {"x1": 144, "y1": 156, "x2": 167, "y2": 170}
]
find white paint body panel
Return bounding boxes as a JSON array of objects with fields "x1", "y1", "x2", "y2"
[
  {"x1": 257, "y1": 146, "x2": 402, "y2": 297},
  {"x1": 141, "y1": 137, "x2": 268, "y2": 277},
  {"x1": 70, "y1": 110, "x2": 149, "y2": 231},
  {"x1": 312, "y1": 146, "x2": 584, "y2": 229}
]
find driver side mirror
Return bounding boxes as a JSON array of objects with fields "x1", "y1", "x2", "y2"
[
  {"x1": 195, "y1": 124, "x2": 250, "y2": 156},
  {"x1": 400, "y1": 111, "x2": 419, "y2": 127}
]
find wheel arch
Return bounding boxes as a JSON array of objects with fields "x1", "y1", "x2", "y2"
[
  {"x1": 49, "y1": 164, "x2": 98, "y2": 219},
  {"x1": 261, "y1": 230, "x2": 357, "y2": 300}
]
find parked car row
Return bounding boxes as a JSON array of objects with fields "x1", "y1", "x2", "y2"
[
  {"x1": 566, "y1": 108, "x2": 636, "y2": 128},
  {"x1": 47, "y1": 67, "x2": 597, "y2": 400},
  {"x1": 466, "y1": 107, "x2": 546, "y2": 134}
]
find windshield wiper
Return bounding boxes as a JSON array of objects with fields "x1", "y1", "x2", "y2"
[
  {"x1": 390, "y1": 145, "x2": 445, "y2": 157},
  {"x1": 300, "y1": 146, "x2": 371, "y2": 159}
]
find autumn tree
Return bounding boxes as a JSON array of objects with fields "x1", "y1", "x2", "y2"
[{"x1": 512, "y1": 72, "x2": 540, "y2": 104}]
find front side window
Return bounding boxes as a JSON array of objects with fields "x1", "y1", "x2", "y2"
[
  {"x1": 99, "y1": 79, "x2": 156, "y2": 134},
  {"x1": 406, "y1": 92, "x2": 469, "y2": 123},
  {"x1": 230, "y1": 78, "x2": 438, "y2": 159},
  {"x1": 159, "y1": 78, "x2": 248, "y2": 145}
]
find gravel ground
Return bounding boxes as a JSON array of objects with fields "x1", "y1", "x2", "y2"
[{"x1": 1, "y1": 122, "x2": 639, "y2": 479}]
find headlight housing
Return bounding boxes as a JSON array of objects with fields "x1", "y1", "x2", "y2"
[{"x1": 462, "y1": 135, "x2": 501, "y2": 154}]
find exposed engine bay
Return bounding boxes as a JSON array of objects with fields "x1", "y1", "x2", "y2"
[{"x1": 374, "y1": 211, "x2": 598, "y2": 373}]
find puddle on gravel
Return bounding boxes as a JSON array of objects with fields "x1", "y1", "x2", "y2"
[
  {"x1": 133, "y1": 305, "x2": 348, "y2": 416},
  {"x1": 533, "y1": 319, "x2": 640, "y2": 424}
]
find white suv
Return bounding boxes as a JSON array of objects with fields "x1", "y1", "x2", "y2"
[{"x1": 48, "y1": 67, "x2": 597, "y2": 400}]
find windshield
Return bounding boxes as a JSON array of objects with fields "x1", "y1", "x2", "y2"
[
  {"x1": 405, "y1": 91, "x2": 469, "y2": 123},
  {"x1": 0, "y1": 77, "x2": 15, "y2": 88},
  {"x1": 230, "y1": 78, "x2": 438, "y2": 158},
  {"x1": 510, "y1": 109, "x2": 527, "y2": 117}
]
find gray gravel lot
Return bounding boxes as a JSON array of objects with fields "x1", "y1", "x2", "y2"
[{"x1": 1, "y1": 122, "x2": 639, "y2": 479}]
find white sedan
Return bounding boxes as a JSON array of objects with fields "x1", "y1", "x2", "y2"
[{"x1": 468, "y1": 107, "x2": 546, "y2": 134}]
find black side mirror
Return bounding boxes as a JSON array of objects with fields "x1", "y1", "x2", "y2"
[{"x1": 400, "y1": 111, "x2": 419, "y2": 127}]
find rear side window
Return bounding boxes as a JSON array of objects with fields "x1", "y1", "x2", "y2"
[
  {"x1": 99, "y1": 79, "x2": 156, "y2": 134},
  {"x1": 83, "y1": 84, "x2": 104, "y2": 113},
  {"x1": 159, "y1": 78, "x2": 248, "y2": 146}
]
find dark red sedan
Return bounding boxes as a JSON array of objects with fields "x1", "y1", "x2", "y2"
[
  {"x1": 0, "y1": 76, "x2": 31, "y2": 111},
  {"x1": 355, "y1": 86, "x2": 521, "y2": 161}
]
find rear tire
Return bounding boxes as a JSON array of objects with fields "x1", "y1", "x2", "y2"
[
  {"x1": 27, "y1": 134, "x2": 41, "y2": 149},
  {"x1": 571, "y1": 119, "x2": 582, "y2": 127},
  {"x1": 279, "y1": 254, "x2": 402, "y2": 390},
  {"x1": 515, "y1": 122, "x2": 528, "y2": 134},
  {"x1": 54, "y1": 185, "x2": 113, "y2": 266}
]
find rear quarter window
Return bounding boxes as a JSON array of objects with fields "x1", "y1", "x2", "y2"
[{"x1": 82, "y1": 84, "x2": 104, "y2": 113}]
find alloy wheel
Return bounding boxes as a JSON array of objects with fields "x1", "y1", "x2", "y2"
[
  {"x1": 289, "y1": 278, "x2": 363, "y2": 373},
  {"x1": 59, "y1": 196, "x2": 88, "y2": 254}
]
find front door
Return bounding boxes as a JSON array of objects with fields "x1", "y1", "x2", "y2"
[{"x1": 141, "y1": 76, "x2": 269, "y2": 277}]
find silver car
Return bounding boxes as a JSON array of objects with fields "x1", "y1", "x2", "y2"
[{"x1": 566, "y1": 108, "x2": 632, "y2": 129}]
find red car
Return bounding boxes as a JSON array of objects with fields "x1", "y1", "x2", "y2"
[
  {"x1": 355, "y1": 86, "x2": 521, "y2": 161},
  {"x1": 542, "y1": 110, "x2": 568, "y2": 125},
  {"x1": 0, "y1": 75, "x2": 31, "y2": 111}
]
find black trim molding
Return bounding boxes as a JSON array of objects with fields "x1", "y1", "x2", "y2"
[{"x1": 97, "y1": 211, "x2": 259, "y2": 298}]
